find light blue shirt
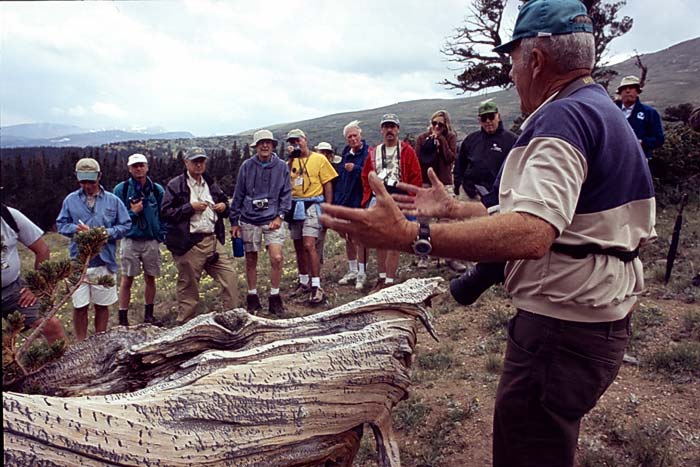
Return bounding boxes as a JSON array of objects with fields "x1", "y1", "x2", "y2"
[{"x1": 56, "y1": 187, "x2": 132, "y2": 273}]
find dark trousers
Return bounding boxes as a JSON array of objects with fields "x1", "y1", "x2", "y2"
[{"x1": 493, "y1": 309, "x2": 632, "y2": 467}]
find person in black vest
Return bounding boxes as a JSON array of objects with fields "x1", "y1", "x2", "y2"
[
  {"x1": 453, "y1": 100, "x2": 517, "y2": 201},
  {"x1": 113, "y1": 153, "x2": 166, "y2": 326},
  {"x1": 161, "y1": 148, "x2": 239, "y2": 324}
]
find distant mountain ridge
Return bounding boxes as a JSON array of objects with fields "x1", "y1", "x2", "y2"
[
  {"x1": 236, "y1": 37, "x2": 700, "y2": 150},
  {"x1": 1, "y1": 127, "x2": 194, "y2": 148}
]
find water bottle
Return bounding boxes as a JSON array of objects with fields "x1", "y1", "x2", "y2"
[{"x1": 232, "y1": 237, "x2": 245, "y2": 258}]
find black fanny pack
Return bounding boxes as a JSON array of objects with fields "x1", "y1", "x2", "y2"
[{"x1": 551, "y1": 243, "x2": 639, "y2": 262}]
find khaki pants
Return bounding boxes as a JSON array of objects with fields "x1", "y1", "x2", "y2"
[{"x1": 173, "y1": 234, "x2": 239, "y2": 323}]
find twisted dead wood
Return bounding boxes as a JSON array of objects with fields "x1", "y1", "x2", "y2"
[{"x1": 3, "y1": 277, "x2": 441, "y2": 467}]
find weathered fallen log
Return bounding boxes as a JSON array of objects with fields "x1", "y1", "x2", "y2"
[{"x1": 3, "y1": 277, "x2": 441, "y2": 467}]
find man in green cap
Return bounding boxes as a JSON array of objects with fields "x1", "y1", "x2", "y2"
[
  {"x1": 320, "y1": 1, "x2": 656, "y2": 465},
  {"x1": 453, "y1": 100, "x2": 517, "y2": 200}
]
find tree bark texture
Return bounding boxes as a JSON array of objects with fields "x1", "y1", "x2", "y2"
[{"x1": 3, "y1": 277, "x2": 441, "y2": 467}]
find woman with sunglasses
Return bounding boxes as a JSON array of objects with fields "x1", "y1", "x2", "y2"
[
  {"x1": 414, "y1": 110, "x2": 462, "y2": 270},
  {"x1": 415, "y1": 110, "x2": 458, "y2": 188}
]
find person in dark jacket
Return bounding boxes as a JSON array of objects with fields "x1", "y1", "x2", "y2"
[
  {"x1": 615, "y1": 75, "x2": 665, "y2": 160},
  {"x1": 334, "y1": 120, "x2": 369, "y2": 289},
  {"x1": 230, "y1": 130, "x2": 291, "y2": 316},
  {"x1": 161, "y1": 147, "x2": 238, "y2": 324},
  {"x1": 113, "y1": 153, "x2": 166, "y2": 326},
  {"x1": 454, "y1": 101, "x2": 517, "y2": 200},
  {"x1": 414, "y1": 110, "x2": 458, "y2": 187}
]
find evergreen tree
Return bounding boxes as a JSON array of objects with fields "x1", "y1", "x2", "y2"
[{"x1": 441, "y1": 0, "x2": 633, "y2": 92}]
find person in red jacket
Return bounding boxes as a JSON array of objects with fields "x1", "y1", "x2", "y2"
[{"x1": 360, "y1": 113, "x2": 422, "y2": 291}]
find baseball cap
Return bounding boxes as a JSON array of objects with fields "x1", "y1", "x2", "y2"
[
  {"x1": 380, "y1": 113, "x2": 400, "y2": 126},
  {"x1": 493, "y1": 0, "x2": 593, "y2": 54},
  {"x1": 286, "y1": 129, "x2": 306, "y2": 141},
  {"x1": 127, "y1": 153, "x2": 148, "y2": 166},
  {"x1": 75, "y1": 158, "x2": 100, "y2": 181},
  {"x1": 617, "y1": 75, "x2": 642, "y2": 93},
  {"x1": 478, "y1": 101, "x2": 499, "y2": 115},
  {"x1": 316, "y1": 142, "x2": 333, "y2": 152},
  {"x1": 185, "y1": 147, "x2": 208, "y2": 160},
  {"x1": 252, "y1": 129, "x2": 277, "y2": 147}
]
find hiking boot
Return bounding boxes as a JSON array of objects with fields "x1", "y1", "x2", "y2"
[
  {"x1": 143, "y1": 312, "x2": 156, "y2": 324},
  {"x1": 289, "y1": 282, "x2": 311, "y2": 298},
  {"x1": 268, "y1": 294, "x2": 285, "y2": 316},
  {"x1": 355, "y1": 273, "x2": 367, "y2": 291},
  {"x1": 447, "y1": 259, "x2": 467, "y2": 273},
  {"x1": 417, "y1": 257, "x2": 430, "y2": 269},
  {"x1": 338, "y1": 271, "x2": 358, "y2": 285},
  {"x1": 118, "y1": 309, "x2": 130, "y2": 327},
  {"x1": 370, "y1": 278, "x2": 386, "y2": 294},
  {"x1": 246, "y1": 294, "x2": 262, "y2": 314},
  {"x1": 309, "y1": 286, "x2": 326, "y2": 305}
]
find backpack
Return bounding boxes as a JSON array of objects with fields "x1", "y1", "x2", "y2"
[{"x1": 1, "y1": 204, "x2": 19, "y2": 234}]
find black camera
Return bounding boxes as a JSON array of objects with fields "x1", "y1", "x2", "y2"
[
  {"x1": 252, "y1": 198, "x2": 269, "y2": 210},
  {"x1": 129, "y1": 195, "x2": 143, "y2": 204},
  {"x1": 290, "y1": 145, "x2": 302, "y2": 158},
  {"x1": 450, "y1": 261, "x2": 505, "y2": 305}
]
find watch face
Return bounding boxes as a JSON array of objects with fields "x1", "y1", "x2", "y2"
[{"x1": 413, "y1": 239, "x2": 432, "y2": 256}]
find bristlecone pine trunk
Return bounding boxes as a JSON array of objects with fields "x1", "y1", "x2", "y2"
[{"x1": 3, "y1": 277, "x2": 441, "y2": 467}]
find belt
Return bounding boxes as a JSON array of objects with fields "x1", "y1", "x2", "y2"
[{"x1": 517, "y1": 309, "x2": 630, "y2": 332}]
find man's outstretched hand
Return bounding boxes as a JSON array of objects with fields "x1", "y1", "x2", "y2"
[
  {"x1": 320, "y1": 171, "x2": 416, "y2": 252},
  {"x1": 392, "y1": 168, "x2": 456, "y2": 219}
]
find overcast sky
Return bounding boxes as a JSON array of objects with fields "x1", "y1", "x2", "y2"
[{"x1": 1, "y1": 0, "x2": 697, "y2": 136}]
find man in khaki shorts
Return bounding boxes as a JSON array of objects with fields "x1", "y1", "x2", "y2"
[
  {"x1": 230, "y1": 130, "x2": 291, "y2": 315},
  {"x1": 285, "y1": 129, "x2": 337, "y2": 305},
  {"x1": 113, "y1": 153, "x2": 166, "y2": 326},
  {"x1": 56, "y1": 158, "x2": 131, "y2": 341}
]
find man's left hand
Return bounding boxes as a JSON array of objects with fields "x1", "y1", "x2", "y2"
[
  {"x1": 268, "y1": 217, "x2": 282, "y2": 230},
  {"x1": 18, "y1": 287, "x2": 38, "y2": 308},
  {"x1": 213, "y1": 202, "x2": 226, "y2": 213},
  {"x1": 320, "y1": 171, "x2": 415, "y2": 251},
  {"x1": 344, "y1": 162, "x2": 355, "y2": 172}
]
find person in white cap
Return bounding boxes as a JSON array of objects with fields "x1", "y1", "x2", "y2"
[
  {"x1": 56, "y1": 158, "x2": 131, "y2": 341},
  {"x1": 112, "y1": 153, "x2": 166, "y2": 326},
  {"x1": 615, "y1": 75, "x2": 665, "y2": 160},
  {"x1": 230, "y1": 130, "x2": 291, "y2": 316},
  {"x1": 285, "y1": 129, "x2": 338, "y2": 305},
  {"x1": 314, "y1": 141, "x2": 339, "y2": 265}
]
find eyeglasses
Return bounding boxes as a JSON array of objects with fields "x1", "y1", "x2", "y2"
[
  {"x1": 431, "y1": 121, "x2": 445, "y2": 128},
  {"x1": 187, "y1": 158, "x2": 207, "y2": 164},
  {"x1": 480, "y1": 113, "x2": 497, "y2": 122}
]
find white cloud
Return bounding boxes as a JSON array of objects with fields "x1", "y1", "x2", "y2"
[
  {"x1": 1, "y1": 0, "x2": 698, "y2": 135},
  {"x1": 91, "y1": 102, "x2": 128, "y2": 119}
]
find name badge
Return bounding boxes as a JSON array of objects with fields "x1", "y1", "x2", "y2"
[{"x1": 294, "y1": 177, "x2": 304, "y2": 186}]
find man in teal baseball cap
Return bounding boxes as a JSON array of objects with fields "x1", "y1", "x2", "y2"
[
  {"x1": 320, "y1": 1, "x2": 655, "y2": 466},
  {"x1": 494, "y1": 0, "x2": 593, "y2": 54}
]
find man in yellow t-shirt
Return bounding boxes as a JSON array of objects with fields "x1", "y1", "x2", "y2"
[{"x1": 286, "y1": 129, "x2": 338, "y2": 304}]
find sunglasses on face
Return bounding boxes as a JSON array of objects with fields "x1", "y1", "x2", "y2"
[
  {"x1": 287, "y1": 138, "x2": 300, "y2": 145},
  {"x1": 480, "y1": 113, "x2": 497, "y2": 122},
  {"x1": 431, "y1": 121, "x2": 445, "y2": 128},
  {"x1": 79, "y1": 180, "x2": 97, "y2": 185}
]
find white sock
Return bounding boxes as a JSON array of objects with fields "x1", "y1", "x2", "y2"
[
  {"x1": 348, "y1": 260, "x2": 358, "y2": 272},
  {"x1": 379, "y1": 272, "x2": 386, "y2": 280},
  {"x1": 248, "y1": 289, "x2": 257, "y2": 295},
  {"x1": 311, "y1": 277, "x2": 321, "y2": 288},
  {"x1": 299, "y1": 274, "x2": 310, "y2": 285},
  {"x1": 385, "y1": 277, "x2": 395, "y2": 285},
  {"x1": 358, "y1": 263, "x2": 366, "y2": 274},
  {"x1": 270, "y1": 288, "x2": 280, "y2": 295}
]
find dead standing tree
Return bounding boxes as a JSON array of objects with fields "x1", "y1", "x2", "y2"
[{"x1": 3, "y1": 278, "x2": 441, "y2": 467}]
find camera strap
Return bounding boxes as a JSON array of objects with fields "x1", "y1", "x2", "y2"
[{"x1": 379, "y1": 143, "x2": 401, "y2": 181}]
